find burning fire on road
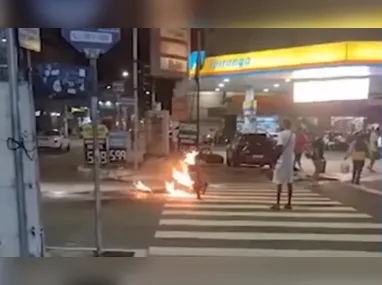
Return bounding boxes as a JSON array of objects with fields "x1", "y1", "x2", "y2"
[
  {"x1": 133, "y1": 151, "x2": 201, "y2": 199},
  {"x1": 165, "y1": 151, "x2": 198, "y2": 198},
  {"x1": 133, "y1": 180, "x2": 152, "y2": 199}
]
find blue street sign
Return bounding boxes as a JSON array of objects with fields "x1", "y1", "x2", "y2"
[
  {"x1": 33, "y1": 62, "x2": 92, "y2": 99},
  {"x1": 61, "y1": 28, "x2": 121, "y2": 54}
]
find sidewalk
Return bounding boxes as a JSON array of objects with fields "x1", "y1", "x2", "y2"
[
  {"x1": 300, "y1": 152, "x2": 381, "y2": 182},
  {"x1": 77, "y1": 156, "x2": 173, "y2": 182},
  {"x1": 45, "y1": 247, "x2": 147, "y2": 257}
]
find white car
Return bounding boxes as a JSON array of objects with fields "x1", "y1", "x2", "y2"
[{"x1": 37, "y1": 130, "x2": 70, "y2": 152}]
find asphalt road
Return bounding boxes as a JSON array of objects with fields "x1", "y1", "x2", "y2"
[
  {"x1": 40, "y1": 143, "x2": 381, "y2": 257},
  {"x1": 42, "y1": 180, "x2": 381, "y2": 257}
]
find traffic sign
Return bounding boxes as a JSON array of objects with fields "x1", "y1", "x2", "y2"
[
  {"x1": 18, "y1": 28, "x2": 41, "y2": 52},
  {"x1": 112, "y1": 81, "x2": 125, "y2": 93},
  {"x1": 61, "y1": 28, "x2": 121, "y2": 54},
  {"x1": 119, "y1": 97, "x2": 135, "y2": 106}
]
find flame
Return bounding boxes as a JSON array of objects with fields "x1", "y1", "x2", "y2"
[
  {"x1": 184, "y1": 150, "x2": 198, "y2": 165},
  {"x1": 165, "y1": 181, "x2": 195, "y2": 198},
  {"x1": 164, "y1": 151, "x2": 199, "y2": 198},
  {"x1": 133, "y1": 181, "x2": 152, "y2": 192}
]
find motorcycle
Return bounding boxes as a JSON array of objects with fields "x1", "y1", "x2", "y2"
[{"x1": 188, "y1": 163, "x2": 208, "y2": 200}]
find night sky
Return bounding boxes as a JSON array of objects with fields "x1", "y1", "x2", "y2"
[{"x1": 31, "y1": 28, "x2": 179, "y2": 112}]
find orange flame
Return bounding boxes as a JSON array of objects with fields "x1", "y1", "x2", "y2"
[
  {"x1": 133, "y1": 181, "x2": 152, "y2": 192},
  {"x1": 184, "y1": 150, "x2": 198, "y2": 165},
  {"x1": 164, "y1": 151, "x2": 199, "y2": 198}
]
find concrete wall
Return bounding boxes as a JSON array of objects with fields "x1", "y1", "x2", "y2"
[
  {"x1": 205, "y1": 28, "x2": 381, "y2": 56},
  {"x1": 185, "y1": 91, "x2": 244, "y2": 121}
]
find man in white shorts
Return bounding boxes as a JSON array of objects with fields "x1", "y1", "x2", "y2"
[{"x1": 271, "y1": 119, "x2": 296, "y2": 210}]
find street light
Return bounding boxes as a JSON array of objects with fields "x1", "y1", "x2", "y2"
[{"x1": 122, "y1": 70, "x2": 129, "y2": 77}]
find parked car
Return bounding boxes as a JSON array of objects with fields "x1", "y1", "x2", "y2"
[
  {"x1": 37, "y1": 129, "x2": 70, "y2": 152},
  {"x1": 226, "y1": 133, "x2": 275, "y2": 167}
]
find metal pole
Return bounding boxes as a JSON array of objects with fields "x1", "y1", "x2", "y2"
[
  {"x1": 63, "y1": 104, "x2": 69, "y2": 136},
  {"x1": 88, "y1": 54, "x2": 102, "y2": 256},
  {"x1": 195, "y1": 29, "x2": 202, "y2": 148},
  {"x1": 151, "y1": 79, "x2": 156, "y2": 110},
  {"x1": 26, "y1": 49, "x2": 44, "y2": 254},
  {"x1": 132, "y1": 28, "x2": 139, "y2": 170},
  {"x1": 6, "y1": 28, "x2": 29, "y2": 256},
  {"x1": 116, "y1": 93, "x2": 121, "y2": 129}
]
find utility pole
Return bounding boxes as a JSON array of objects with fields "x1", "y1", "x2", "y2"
[
  {"x1": 87, "y1": 49, "x2": 103, "y2": 256},
  {"x1": 132, "y1": 28, "x2": 139, "y2": 170},
  {"x1": 151, "y1": 79, "x2": 156, "y2": 110},
  {"x1": 195, "y1": 29, "x2": 202, "y2": 148},
  {"x1": 0, "y1": 28, "x2": 43, "y2": 257}
]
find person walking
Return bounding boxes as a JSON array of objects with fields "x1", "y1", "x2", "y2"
[
  {"x1": 294, "y1": 128, "x2": 307, "y2": 171},
  {"x1": 344, "y1": 132, "x2": 369, "y2": 184},
  {"x1": 367, "y1": 127, "x2": 379, "y2": 172},
  {"x1": 271, "y1": 119, "x2": 296, "y2": 210},
  {"x1": 310, "y1": 135, "x2": 325, "y2": 185}
]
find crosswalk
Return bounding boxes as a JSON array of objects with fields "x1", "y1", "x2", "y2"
[{"x1": 149, "y1": 183, "x2": 381, "y2": 257}]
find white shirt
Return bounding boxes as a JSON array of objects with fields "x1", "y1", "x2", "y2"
[
  {"x1": 273, "y1": 129, "x2": 296, "y2": 185},
  {"x1": 276, "y1": 129, "x2": 295, "y2": 165},
  {"x1": 369, "y1": 132, "x2": 378, "y2": 152}
]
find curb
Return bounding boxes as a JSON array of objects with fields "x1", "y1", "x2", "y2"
[{"x1": 46, "y1": 246, "x2": 147, "y2": 257}]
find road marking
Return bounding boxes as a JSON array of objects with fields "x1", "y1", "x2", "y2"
[
  {"x1": 164, "y1": 204, "x2": 357, "y2": 211},
  {"x1": 162, "y1": 210, "x2": 371, "y2": 218},
  {"x1": 206, "y1": 191, "x2": 322, "y2": 196},
  {"x1": 348, "y1": 184, "x2": 382, "y2": 196},
  {"x1": 154, "y1": 231, "x2": 381, "y2": 242},
  {"x1": 165, "y1": 199, "x2": 342, "y2": 205},
  {"x1": 209, "y1": 188, "x2": 313, "y2": 193},
  {"x1": 159, "y1": 219, "x2": 381, "y2": 229},
  {"x1": 149, "y1": 247, "x2": 381, "y2": 257},
  {"x1": 199, "y1": 195, "x2": 332, "y2": 201}
]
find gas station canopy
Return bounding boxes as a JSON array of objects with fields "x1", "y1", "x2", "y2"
[{"x1": 188, "y1": 41, "x2": 382, "y2": 94}]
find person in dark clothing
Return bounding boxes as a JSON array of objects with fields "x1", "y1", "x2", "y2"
[
  {"x1": 310, "y1": 136, "x2": 325, "y2": 183},
  {"x1": 344, "y1": 132, "x2": 369, "y2": 184}
]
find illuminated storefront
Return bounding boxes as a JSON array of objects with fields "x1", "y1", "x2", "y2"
[{"x1": 187, "y1": 41, "x2": 381, "y2": 134}]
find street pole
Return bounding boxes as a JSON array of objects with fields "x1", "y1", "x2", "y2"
[
  {"x1": 151, "y1": 79, "x2": 156, "y2": 110},
  {"x1": 86, "y1": 49, "x2": 103, "y2": 256},
  {"x1": 132, "y1": 28, "x2": 139, "y2": 170},
  {"x1": 6, "y1": 28, "x2": 30, "y2": 257},
  {"x1": 116, "y1": 93, "x2": 121, "y2": 129},
  {"x1": 195, "y1": 29, "x2": 202, "y2": 148}
]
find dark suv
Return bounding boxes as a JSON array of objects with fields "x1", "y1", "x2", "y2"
[{"x1": 226, "y1": 133, "x2": 275, "y2": 167}]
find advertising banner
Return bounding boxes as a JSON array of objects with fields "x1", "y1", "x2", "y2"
[
  {"x1": 150, "y1": 28, "x2": 190, "y2": 79},
  {"x1": 108, "y1": 131, "x2": 129, "y2": 163},
  {"x1": 83, "y1": 139, "x2": 108, "y2": 165}
]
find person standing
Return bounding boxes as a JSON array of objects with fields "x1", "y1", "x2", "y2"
[
  {"x1": 367, "y1": 127, "x2": 379, "y2": 172},
  {"x1": 294, "y1": 128, "x2": 307, "y2": 171},
  {"x1": 310, "y1": 135, "x2": 325, "y2": 184},
  {"x1": 344, "y1": 132, "x2": 369, "y2": 184},
  {"x1": 271, "y1": 119, "x2": 296, "y2": 210}
]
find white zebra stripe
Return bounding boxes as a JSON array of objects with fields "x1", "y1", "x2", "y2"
[
  {"x1": 154, "y1": 231, "x2": 381, "y2": 242},
  {"x1": 149, "y1": 247, "x2": 381, "y2": 257},
  {"x1": 162, "y1": 210, "x2": 371, "y2": 218},
  {"x1": 159, "y1": 219, "x2": 381, "y2": 229}
]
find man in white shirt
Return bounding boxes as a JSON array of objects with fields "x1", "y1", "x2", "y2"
[
  {"x1": 271, "y1": 119, "x2": 296, "y2": 210},
  {"x1": 368, "y1": 127, "x2": 379, "y2": 172}
]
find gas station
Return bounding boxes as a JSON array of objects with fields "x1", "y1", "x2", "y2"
[{"x1": 187, "y1": 41, "x2": 382, "y2": 138}]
